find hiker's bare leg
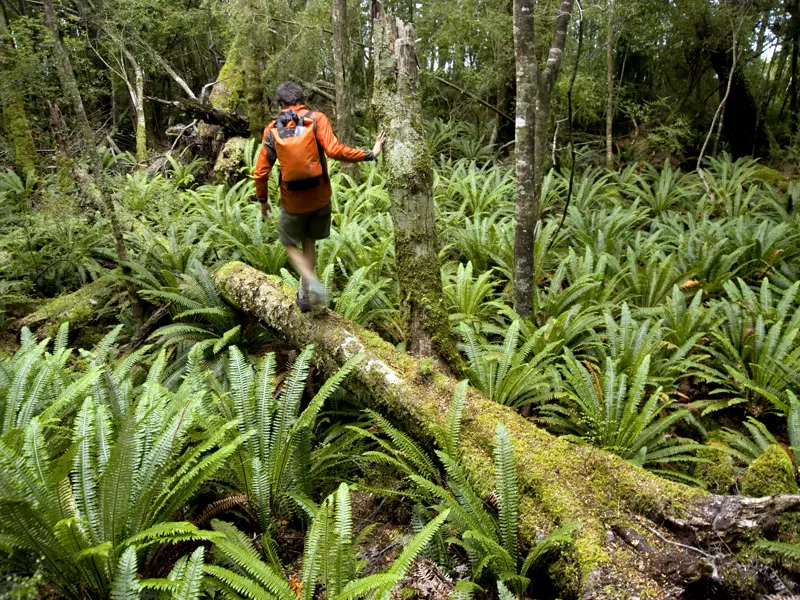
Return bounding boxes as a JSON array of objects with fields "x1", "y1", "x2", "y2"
[
  {"x1": 286, "y1": 245, "x2": 316, "y2": 285},
  {"x1": 303, "y1": 238, "x2": 316, "y2": 279}
]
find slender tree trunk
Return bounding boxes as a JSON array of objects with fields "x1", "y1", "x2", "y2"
[
  {"x1": 512, "y1": 0, "x2": 572, "y2": 319},
  {"x1": 41, "y1": 0, "x2": 145, "y2": 326},
  {"x1": 372, "y1": 3, "x2": 458, "y2": 367},
  {"x1": 605, "y1": 0, "x2": 615, "y2": 169},
  {"x1": 332, "y1": 0, "x2": 358, "y2": 180},
  {"x1": 790, "y1": 3, "x2": 799, "y2": 134},
  {"x1": 0, "y1": 6, "x2": 36, "y2": 175},
  {"x1": 42, "y1": 0, "x2": 93, "y2": 150},
  {"x1": 121, "y1": 45, "x2": 148, "y2": 163},
  {"x1": 511, "y1": 0, "x2": 537, "y2": 319}
]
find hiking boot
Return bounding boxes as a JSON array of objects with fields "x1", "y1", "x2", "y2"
[
  {"x1": 306, "y1": 279, "x2": 328, "y2": 311},
  {"x1": 295, "y1": 292, "x2": 311, "y2": 313}
]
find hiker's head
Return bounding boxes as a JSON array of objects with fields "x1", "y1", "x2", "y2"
[{"x1": 276, "y1": 81, "x2": 306, "y2": 108}]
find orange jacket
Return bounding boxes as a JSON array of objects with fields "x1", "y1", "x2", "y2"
[{"x1": 254, "y1": 105, "x2": 373, "y2": 214}]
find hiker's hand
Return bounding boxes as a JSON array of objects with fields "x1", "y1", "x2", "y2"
[
  {"x1": 372, "y1": 131, "x2": 386, "y2": 157},
  {"x1": 260, "y1": 201, "x2": 272, "y2": 220}
]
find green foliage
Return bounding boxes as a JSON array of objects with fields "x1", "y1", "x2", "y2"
[
  {"x1": 408, "y1": 420, "x2": 578, "y2": 598},
  {"x1": 459, "y1": 320, "x2": 560, "y2": 409},
  {"x1": 542, "y1": 351, "x2": 705, "y2": 484},
  {"x1": 218, "y1": 345, "x2": 364, "y2": 527},
  {"x1": 205, "y1": 487, "x2": 449, "y2": 600},
  {"x1": 0, "y1": 340, "x2": 246, "y2": 598}
]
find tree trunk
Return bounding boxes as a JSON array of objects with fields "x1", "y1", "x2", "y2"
[
  {"x1": 709, "y1": 47, "x2": 768, "y2": 157},
  {"x1": 332, "y1": 0, "x2": 358, "y2": 181},
  {"x1": 605, "y1": 0, "x2": 615, "y2": 169},
  {"x1": 214, "y1": 260, "x2": 800, "y2": 599},
  {"x1": 511, "y1": 0, "x2": 537, "y2": 319},
  {"x1": 121, "y1": 44, "x2": 148, "y2": 163},
  {"x1": 41, "y1": 0, "x2": 145, "y2": 327},
  {"x1": 0, "y1": 6, "x2": 36, "y2": 175},
  {"x1": 512, "y1": 0, "x2": 573, "y2": 319},
  {"x1": 371, "y1": 5, "x2": 458, "y2": 366},
  {"x1": 42, "y1": 0, "x2": 93, "y2": 150},
  {"x1": 790, "y1": 4, "x2": 800, "y2": 134}
]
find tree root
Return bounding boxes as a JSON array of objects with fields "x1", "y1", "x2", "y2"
[{"x1": 214, "y1": 261, "x2": 800, "y2": 598}]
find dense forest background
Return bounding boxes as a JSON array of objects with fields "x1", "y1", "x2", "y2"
[{"x1": 2, "y1": 0, "x2": 800, "y2": 599}]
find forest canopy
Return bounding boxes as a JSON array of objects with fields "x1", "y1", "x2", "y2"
[{"x1": 1, "y1": 0, "x2": 800, "y2": 599}]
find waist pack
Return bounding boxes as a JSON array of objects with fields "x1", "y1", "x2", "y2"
[{"x1": 268, "y1": 110, "x2": 326, "y2": 191}]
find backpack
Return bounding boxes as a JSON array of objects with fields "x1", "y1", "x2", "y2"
[{"x1": 267, "y1": 110, "x2": 326, "y2": 191}]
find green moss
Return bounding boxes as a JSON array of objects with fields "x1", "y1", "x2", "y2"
[
  {"x1": 209, "y1": 59, "x2": 245, "y2": 113},
  {"x1": 213, "y1": 137, "x2": 247, "y2": 183},
  {"x1": 2, "y1": 94, "x2": 36, "y2": 175},
  {"x1": 695, "y1": 446, "x2": 737, "y2": 493},
  {"x1": 753, "y1": 166, "x2": 788, "y2": 192},
  {"x1": 18, "y1": 276, "x2": 115, "y2": 337},
  {"x1": 741, "y1": 445, "x2": 798, "y2": 496}
]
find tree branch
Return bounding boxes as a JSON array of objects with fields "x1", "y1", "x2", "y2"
[
  {"x1": 542, "y1": 0, "x2": 574, "y2": 92},
  {"x1": 430, "y1": 73, "x2": 513, "y2": 122}
]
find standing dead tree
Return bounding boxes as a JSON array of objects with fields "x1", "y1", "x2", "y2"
[{"x1": 371, "y1": 3, "x2": 458, "y2": 367}]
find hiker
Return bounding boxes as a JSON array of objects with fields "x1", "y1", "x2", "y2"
[{"x1": 254, "y1": 81, "x2": 386, "y2": 312}]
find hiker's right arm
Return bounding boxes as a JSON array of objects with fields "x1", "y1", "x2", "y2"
[{"x1": 254, "y1": 128, "x2": 276, "y2": 207}]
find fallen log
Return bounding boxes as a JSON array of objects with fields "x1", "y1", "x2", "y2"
[
  {"x1": 214, "y1": 261, "x2": 800, "y2": 598},
  {"x1": 145, "y1": 96, "x2": 250, "y2": 136},
  {"x1": 14, "y1": 276, "x2": 116, "y2": 338}
]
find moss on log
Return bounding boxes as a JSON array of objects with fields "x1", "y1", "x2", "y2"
[
  {"x1": 214, "y1": 260, "x2": 800, "y2": 597},
  {"x1": 15, "y1": 276, "x2": 115, "y2": 338}
]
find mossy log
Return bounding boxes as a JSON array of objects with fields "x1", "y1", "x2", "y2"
[
  {"x1": 214, "y1": 261, "x2": 800, "y2": 598},
  {"x1": 14, "y1": 276, "x2": 115, "y2": 338}
]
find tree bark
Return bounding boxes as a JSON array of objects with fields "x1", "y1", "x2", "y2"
[
  {"x1": 332, "y1": 0, "x2": 358, "y2": 180},
  {"x1": 371, "y1": 5, "x2": 458, "y2": 366},
  {"x1": 0, "y1": 5, "x2": 36, "y2": 175},
  {"x1": 511, "y1": 0, "x2": 537, "y2": 318},
  {"x1": 120, "y1": 44, "x2": 147, "y2": 163},
  {"x1": 41, "y1": 0, "x2": 145, "y2": 326},
  {"x1": 214, "y1": 261, "x2": 800, "y2": 599},
  {"x1": 605, "y1": 0, "x2": 615, "y2": 169},
  {"x1": 42, "y1": 0, "x2": 93, "y2": 150},
  {"x1": 512, "y1": 0, "x2": 572, "y2": 319}
]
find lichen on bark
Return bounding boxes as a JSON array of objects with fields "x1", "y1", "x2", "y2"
[
  {"x1": 371, "y1": 7, "x2": 459, "y2": 368},
  {"x1": 214, "y1": 261, "x2": 800, "y2": 598}
]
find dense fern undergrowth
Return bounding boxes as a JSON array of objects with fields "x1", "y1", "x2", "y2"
[{"x1": 1, "y1": 134, "x2": 800, "y2": 597}]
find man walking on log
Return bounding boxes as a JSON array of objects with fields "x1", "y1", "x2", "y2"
[{"x1": 254, "y1": 81, "x2": 385, "y2": 312}]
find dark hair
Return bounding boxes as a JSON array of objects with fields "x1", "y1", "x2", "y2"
[{"x1": 275, "y1": 81, "x2": 306, "y2": 107}]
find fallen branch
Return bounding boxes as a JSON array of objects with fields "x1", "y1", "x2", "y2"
[
  {"x1": 15, "y1": 275, "x2": 116, "y2": 337},
  {"x1": 429, "y1": 74, "x2": 513, "y2": 122},
  {"x1": 146, "y1": 96, "x2": 250, "y2": 135},
  {"x1": 214, "y1": 261, "x2": 800, "y2": 598}
]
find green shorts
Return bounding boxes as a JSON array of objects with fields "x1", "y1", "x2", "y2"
[{"x1": 278, "y1": 204, "x2": 332, "y2": 247}]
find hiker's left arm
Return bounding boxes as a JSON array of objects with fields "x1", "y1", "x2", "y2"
[
  {"x1": 316, "y1": 113, "x2": 375, "y2": 162},
  {"x1": 254, "y1": 129, "x2": 276, "y2": 217}
]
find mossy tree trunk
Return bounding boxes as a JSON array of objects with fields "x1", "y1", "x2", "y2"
[
  {"x1": 371, "y1": 5, "x2": 457, "y2": 366},
  {"x1": 41, "y1": 1, "x2": 145, "y2": 327},
  {"x1": 42, "y1": 0, "x2": 94, "y2": 152},
  {"x1": 0, "y1": 5, "x2": 37, "y2": 175},
  {"x1": 512, "y1": 0, "x2": 572, "y2": 319},
  {"x1": 332, "y1": 0, "x2": 358, "y2": 181},
  {"x1": 214, "y1": 261, "x2": 800, "y2": 599},
  {"x1": 120, "y1": 43, "x2": 148, "y2": 163}
]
